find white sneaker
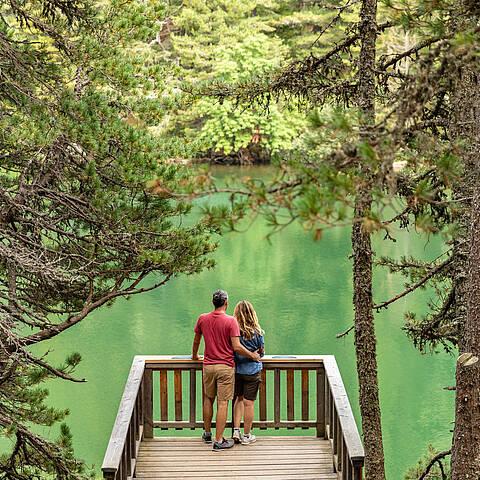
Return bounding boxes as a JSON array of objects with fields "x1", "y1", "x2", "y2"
[
  {"x1": 232, "y1": 429, "x2": 242, "y2": 444},
  {"x1": 241, "y1": 433, "x2": 256, "y2": 445}
]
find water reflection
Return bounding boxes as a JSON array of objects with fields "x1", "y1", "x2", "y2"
[{"x1": 33, "y1": 167, "x2": 453, "y2": 478}]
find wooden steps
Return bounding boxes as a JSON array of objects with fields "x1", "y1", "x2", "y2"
[{"x1": 135, "y1": 436, "x2": 337, "y2": 479}]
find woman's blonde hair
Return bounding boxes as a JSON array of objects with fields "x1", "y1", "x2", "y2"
[{"x1": 233, "y1": 300, "x2": 264, "y2": 340}]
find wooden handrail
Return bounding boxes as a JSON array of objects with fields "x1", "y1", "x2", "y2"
[
  {"x1": 101, "y1": 354, "x2": 364, "y2": 480},
  {"x1": 323, "y1": 356, "x2": 365, "y2": 468},
  {"x1": 102, "y1": 357, "x2": 145, "y2": 479}
]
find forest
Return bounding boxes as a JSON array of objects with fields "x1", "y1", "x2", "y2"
[{"x1": 0, "y1": 0, "x2": 479, "y2": 479}]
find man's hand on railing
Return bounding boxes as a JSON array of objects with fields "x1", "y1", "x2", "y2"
[{"x1": 191, "y1": 354, "x2": 204, "y2": 361}]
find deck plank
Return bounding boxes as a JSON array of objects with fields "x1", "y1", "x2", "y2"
[{"x1": 135, "y1": 436, "x2": 335, "y2": 479}]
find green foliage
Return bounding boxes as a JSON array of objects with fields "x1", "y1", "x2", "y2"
[
  {"x1": 194, "y1": 33, "x2": 303, "y2": 153},
  {"x1": 155, "y1": 0, "x2": 358, "y2": 158},
  {"x1": 185, "y1": 0, "x2": 477, "y2": 356},
  {"x1": 404, "y1": 446, "x2": 450, "y2": 479},
  {"x1": 0, "y1": 0, "x2": 218, "y2": 477}
]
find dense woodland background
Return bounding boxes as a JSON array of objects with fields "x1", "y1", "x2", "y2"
[{"x1": 1, "y1": 0, "x2": 480, "y2": 479}]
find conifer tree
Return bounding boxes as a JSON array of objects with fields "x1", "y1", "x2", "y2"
[
  {"x1": 181, "y1": 0, "x2": 478, "y2": 477},
  {"x1": 156, "y1": 0, "x2": 353, "y2": 163},
  {"x1": 446, "y1": 2, "x2": 480, "y2": 477},
  {"x1": 0, "y1": 0, "x2": 216, "y2": 477}
]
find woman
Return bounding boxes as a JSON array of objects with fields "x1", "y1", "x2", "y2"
[{"x1": 232, "y1": 300, "x2": 265, "y2": 445}]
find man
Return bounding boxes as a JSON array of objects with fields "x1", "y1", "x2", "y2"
[{"x1": 192, "y1": 289, "x2": 261, "y2": 451}]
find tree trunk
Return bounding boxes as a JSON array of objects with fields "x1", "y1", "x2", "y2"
[
  {"x1": 351, "y1": 0, "x2": 386, "y2": 478},
  {"x1": 352, "y1": 193, "x2": 386, "y2": 480},
  {"x1": 451, "y1": 185, "x2": 480, "y2": 479},
  {"x1": 450, "y1": 65, "x2": 480, "y2": 480}
]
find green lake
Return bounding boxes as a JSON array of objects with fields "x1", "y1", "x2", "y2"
[{"x1": 24, "y1": 167, "x2": 454, "y2": 478}]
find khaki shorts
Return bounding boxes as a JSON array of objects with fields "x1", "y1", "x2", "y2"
[{"x1": 203, "y1": 364, "x2": 235, "y2": 401}]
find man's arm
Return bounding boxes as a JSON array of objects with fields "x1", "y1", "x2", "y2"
[
  {"x1": 192, "y1": 332, "x2": 202, "y2": 360},
  {"x1": 231, "y1": 336, "x2": 261, "y2": 362}
]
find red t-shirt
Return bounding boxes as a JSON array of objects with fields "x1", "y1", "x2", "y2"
[{"x1": 194, "y1": 311, "x2": 240, "y2": 367}]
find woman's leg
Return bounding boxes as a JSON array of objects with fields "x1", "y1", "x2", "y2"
[
  {"x1": 243, "y1": 398, "x2": 255, "y2": 435},
  {"x1": 233, "y1": 396, "x2": 244, "y2": 428}
]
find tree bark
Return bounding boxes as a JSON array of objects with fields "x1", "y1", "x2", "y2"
[
  {"x1": 450, "y1": 65, "x2": 480, "y2": 480},
  {"x1": 352, "y1": 194, "x2": 386, "y2": 480},
  {"x1": 351, "y1": 0, "x2": 386, "y2": 478},
  {"x1": 451, "y1": 185, "x2": 480, "y2": 479}
]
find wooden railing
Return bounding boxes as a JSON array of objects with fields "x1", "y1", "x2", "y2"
[{"x1": 101, "y1": 355, "x2": 364, "y2": 480}]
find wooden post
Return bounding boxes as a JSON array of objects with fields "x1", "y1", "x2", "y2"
[
  {"x1": 174, "y1": 370, "x2": 182, "y2": 430},
  {"x1": 201, "y1": 369, "x2": 205, "y2": 414},
  {"x1": 342, "y1": 439, "x2": 348, "y2": 479},
  {"x1": 274, "y1": 368, "x2": 280, "y2": 429},
  {"x1": 353, "y1": 466, "x2": 363, "y2": 480},
  {"x1": 138, "y1": 382, "x2": 143, "y2": 429},
  {"x1": 143, "y1": 368, "x2": 153, "y2": 438},
  {"x1": 189, "y1": 369, "x2": 196, "y2": 430},
  {"x1": 160, "y1": 370, "x2": 168, "y2": 430},
  {"x1": 324, "y1": 375, "x2": 330, "y2": 437},
  {"x1": 316, "y1": 367, "x2": 325, "y2": 438},
  {"x1": 336, "y1": 415, "x2": 342, "y2": 471},
  {"x1": 134, "y1": 396, "x2": 140, "y2": 441},
  {"x1": 125, "y1": 425, "x2": 132, "y2": 477},
  {"x1": 286, "y1": 369, "x2": 294, "y2": 429},
  {"x1": 333, "y1": 408, "x2": 338, "y2": 455},
  {"x1": 329, "y1": 390, "x2": 334, "y2": 440},
  {"x1": 130, "y1": 422, "x2": 136, "y2": 465},
  {"x1": 231, "y1": 393, "x2": 236, "y2": 435},
  {"x1": 259, "y1": 369, "x2": 267, "y2": 430},
  {"x1": 301, "y1": 370, "x2": 309, "y2": 429},
  {"x1": 121, "y1": 446, "x2": 127, "y2": 480},
  {"x1": 346, "y1": 455, "x2": 353, "y2": 480}
]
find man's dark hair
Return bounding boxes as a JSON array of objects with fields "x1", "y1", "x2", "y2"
[{"x1": 212, "y1": 289, "x2": 228, "y2": 308}]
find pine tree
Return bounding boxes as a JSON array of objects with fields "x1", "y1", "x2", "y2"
[
  {"x1": 184, "y1": 0, "x2": 478, "y2": 477},
  {"x1": 446, "y1": 2, "x2": 480, "y2": 477},
  {"x1": 0, "y1": 0, "x2": 216, "y2": 477},
  {"x1": 155, "y1": 0, "x2": 355, "y2": 163}
]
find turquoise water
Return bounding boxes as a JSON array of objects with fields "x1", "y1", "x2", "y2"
[{"x1": 20, "y1": 167, "x2": 454, "y2": 478}]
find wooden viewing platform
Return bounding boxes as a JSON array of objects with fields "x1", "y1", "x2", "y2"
[{"x1": 102, "y1": 355, "x2": 364, "y2": 480}]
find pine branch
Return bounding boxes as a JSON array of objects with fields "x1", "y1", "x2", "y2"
[
  {"x1": 418, "y1": 450, "x2": 451, "y2": 480},
  {"x1": 21, "y1": 350, "x2": 85, "y2": 383},
  {"x1": 336, "y1": 324, "x2": 354, "y2": 338},
  {"x1": 377, "y1": 36, "x2": 444, "y2": 72},
  {"x1": 374, "y1": 256, "x2": 453, "y2": 311},
  {"x1": 19, "y1": 273, "x2": 173, "y2": 346}
]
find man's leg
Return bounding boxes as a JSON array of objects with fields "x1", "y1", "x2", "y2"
[
  {"x1": 243, "y1": 398, "x2": 255, "y2": 435},
  {"x1": 213, "y1": 364, "x2": 235, "y2": 448},
  {"x1": 203, "y1": 396, "x2": 215, "y2": 433},
  {"x1": 233, "y1": 396, "x2": 244, "y2": 428},
  {"x1": 215, "y1": 399, "x2": 229, "y2": 442},
  {"x1": 202, "y1": 365, "x2": 217, "y2": 441}
]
